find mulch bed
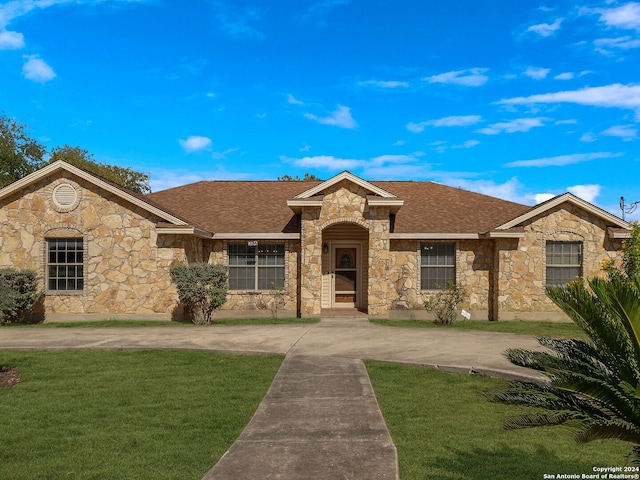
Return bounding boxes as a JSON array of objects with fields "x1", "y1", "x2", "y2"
[{"x1": 0, "y1": 366, "x2": 21, "y2": 388}]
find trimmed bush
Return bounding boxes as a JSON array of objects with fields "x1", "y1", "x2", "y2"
[
  {"x1": 169, "y1": 263, "x2": 228, "y2": 324},
  {"x1": 423, "y1": 281, "x2": 466, "y2": 325},
  {"x1": 0, "y1": 268, "x2": 41, "y2": 324}
]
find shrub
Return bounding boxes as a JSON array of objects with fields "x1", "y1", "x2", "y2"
[
  {"x1": 169, "y1": 263, "x2": 228, "y2": 324},
  {"x1": 0, "y1": 268, "x2": 41, "y2": 324},
  {"x1": 423, "y1": 282, "x2": 466, "y2": 325}
]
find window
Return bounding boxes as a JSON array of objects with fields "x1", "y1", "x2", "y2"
[
  {"x1": 421, "y1": 243, "x2": 455, "y2": 290},
  {"x1": 47, "y1": 238, "x2": 84, "y2": 291},
  {"x1": 546, "y1": 241, "x2": 582, "y2": 286},
  {"x1": 228, "y1": 243, "x2": 285, "y2": 290}
]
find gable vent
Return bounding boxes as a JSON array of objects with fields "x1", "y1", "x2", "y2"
[{"x1": 53, "y1": 184, "x2": 77, "y2": 207}]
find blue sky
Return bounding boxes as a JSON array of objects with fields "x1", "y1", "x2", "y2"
[{"x1": 1, "y1": 0, "x2": 639, "y2": 221}]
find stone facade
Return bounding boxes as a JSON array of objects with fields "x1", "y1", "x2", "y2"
[
  {"x1": 0, "y1": 171, "x2": 188, "y2": 319},
  {"x1": 0, "y1": 165, "x2": 627, "y2": 321},
  {"x1": 494, "y1": 204, "x2": 622, "y2": 319}
]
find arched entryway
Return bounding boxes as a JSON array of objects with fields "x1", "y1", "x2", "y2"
[{"x1": 321, "y1": 223, "x2": 369, "y2": 312}]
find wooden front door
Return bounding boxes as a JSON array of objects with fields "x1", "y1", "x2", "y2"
[{"x1": 333, "y1": 246, "x2": 357, "y2": 308}]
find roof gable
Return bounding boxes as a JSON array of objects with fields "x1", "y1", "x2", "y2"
[
  {"x1": 0, "y1": 160, "x2": 188, "y2": 226},
  {"x1": 293, "y1": 170, "x2": 397, "y2": 199},
  {"x1": 496, "y1": 192, "x2": 629, "y2": 230}
]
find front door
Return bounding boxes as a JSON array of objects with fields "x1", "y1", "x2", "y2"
[{"x1": 333, "y1": 246, "x2": 358, "y2": 308}]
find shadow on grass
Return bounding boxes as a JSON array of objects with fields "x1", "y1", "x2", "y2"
[{"x1": 425, "y1": 442, "x2": 632, "y2": 480}]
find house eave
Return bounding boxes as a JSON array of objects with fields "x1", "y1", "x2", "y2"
[
  {"x1": 0, "y1": 160, "x2": 188, "y2": 226},
  {"x1": 287, "y1": 199, "x2": 323, "y2": 214},
  {"x1": 481, "y1": 231, "x2": 526, "y2": 239},
  {"x1": 155, "y1": 225, "x2": 212, "y2": 238},
  {"x1": 389, "y1": 233, "x2": 480, "y2": 240},
  {"x1": 497, "y1": 193, "x2": 630, "y2": 230},
  {"x1": 212, "y1": 233, "x2": 301, "y2": 240},
  {"x1": 294, "y1": 170, "x2": 397, "y2": 199},
  {"x1": 608, "y1": 227, "x2": 632, "y2": 239}
]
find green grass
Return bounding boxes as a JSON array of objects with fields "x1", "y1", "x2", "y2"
[
  {"x1": 3, "y1": 317, "x2": 319, "y2": 328},
  {"x1": 370, "y1": 318, "x2": 586, "y2": 338},
  {"x1": 366, "y1": 361, "x2": 631, "y2": 480},
  {"x1": 0, "y1": 350, "x2": 283, "y2": 479}
]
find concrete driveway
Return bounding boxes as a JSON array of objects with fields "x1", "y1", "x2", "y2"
[{"x1": 0, "y1": 317, "x2": 543, "y2": 381}]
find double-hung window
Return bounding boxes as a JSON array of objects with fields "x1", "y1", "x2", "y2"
[
  {"x1": 546, "y1": 241, "x2": 582, "y2": 286},
  {"x1": 47, "y1": 238, "x2": 84, "y2": 291},
  {"x1": 228, "y1": 243, "x2": 285, "y2": 290},
  {"x1": 420, "y1": 243, "x2": 455, "y2": 290}
]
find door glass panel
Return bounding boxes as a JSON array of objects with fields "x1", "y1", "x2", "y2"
[{"x1": 335, "y1": 271, "x2": 356, "y2": 291}]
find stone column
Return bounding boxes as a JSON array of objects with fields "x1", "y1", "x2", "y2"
[{"x1": 300, "y1": 208, "x2": 323, "y2": 316}]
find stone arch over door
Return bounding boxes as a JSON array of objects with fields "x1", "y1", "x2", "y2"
[{"x1": 321, "y1": 222, "x2": 369, "y2": 311}]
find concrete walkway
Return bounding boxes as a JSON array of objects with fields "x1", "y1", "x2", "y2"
[
  {"x1": 0, "y1": 316, "x2": 546, "y2": 479},
  {"x1": 202, "y1": 354, "x2": 398, "y2": 480}
]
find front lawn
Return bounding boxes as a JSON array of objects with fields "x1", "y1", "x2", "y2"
[
  {"x1": 0, "y1": 350, "x2": 283, "y2": 479},
  {"x1": 367, "y1": 361, "x2": 631, "y2": 479},
  {"x1": 370, "y1": 318, "x2": 586, "y2": 338}
]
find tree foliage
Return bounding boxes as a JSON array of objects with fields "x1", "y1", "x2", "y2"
[
  {"x1": 49, "y1": 146, "x2": 151, "y2": 194},
  {"x1": 492, "y1": 274, "x2": 640, "y2": 462},
  {"x1": 0, "y1": 114, "x2": 151, "y2": 193},
  {"x1": 277, "y1": 173, "x2": 322, "y2": 181},
  {"x1": 0, "y1": 115, "x2": 46, "y2": 187},
  {"x1": 169, "y1": 263, "x2": 228, "y2": 324},
  {"x1": 0, "y1": 268, "x2": 41, "y2": 324}
]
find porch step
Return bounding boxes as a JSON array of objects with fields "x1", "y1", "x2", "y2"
[{"x1": 320, "y1": 308, "x2": 368, "y2": 318}]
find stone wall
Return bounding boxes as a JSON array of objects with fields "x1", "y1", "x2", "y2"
[
  {"x1": 388, "y1": 239, "x2": 493, "y2": 317},
  {"x1": 496, "y1": 203, "x2": 623, "y2": 319},
  {"x1": 208, "y1": 240, "x2": 299, "y2": 315},
  {"x1": 0, "y1": 171, "x2": 188, "y2": 318},
  {"x1": 298, "y1": 180, "x2": 393, "y2": 316}
]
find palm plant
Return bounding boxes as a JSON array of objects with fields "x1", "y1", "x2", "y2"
[{"x1": 492, "y1": 274, "x2": 640, "y2": 462}]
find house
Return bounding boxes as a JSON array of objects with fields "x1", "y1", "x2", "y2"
[{"x1": 0, "y1": 160, "x2": 631, "y2": 321}]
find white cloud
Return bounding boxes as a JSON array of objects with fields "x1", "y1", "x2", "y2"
[
  {"x1": 287, "y1": 93, "x2": 304, "y2": 105},
  {"x1": 594, "y1": 36, "x2": 640, "y2": 55},
  {"x1": 452, "y1": 139, "x2": 480, "y2": 149},
  {"x1": 423, "y1": 68, "x2": 489, "y2": 87},
  {"x1": 497, "y1": 83, "x2": 640, "y2": 118},
  {"x1": 526, "y1": 18, "x2": 563, "y2": 37},
  {"x1": 22, "y1": 55, "x2": 55, "y2": 82},
  {"x1": 407, "y1": 115, "x2": 482, "y2": 132},
  {"x1": 534, "y1": 193, "x2": 555, "y2": 203},
  {"x1": 505, "y1": 151, "x2": 621, "y2": 168},
  {"x1": 596, "y1": 2, "x2": 640, "y2": 31},
  {"x1": 554, "y1": 72, "x2": 574, "y2": 80},
  {"x1": 281, "y1": 151, "x2": 423, "y2": 174},
  {"x1": 476, "y1": 117, "x2": 548, "y2": 135},
  {"x1": 178, "y1": 136, "x2": 212, "y2": 153},
  {"x1": 568, "y1": 184, "x2": 600, "y2": 203},
  {"x1": 283, "y1": 155, "x2": 362, "y2": 170},
  {"x1": 443, "y1": 177, "x2": 529, "y2": 204},
  {"x1": 357, "y1": 80, "x2": 409, "y2": 88},
  {"x1": 524, "y1": 66, "x2": 550, "y2": 79},
  {"x1": 581, "y1": 132, "x2": 598, "y2": 142},
  {"x1": 214, "y1": 3, "x2": 264, "y2": 39},
  {"x1": 535, "y1": 185, "x2": 601, "y2": 205},
  {"x1": 0, "y1": 29, "x2": 23, "y2": 49},
  {"x1": 601, "y1": 125, "x2": 638, "y2": 140},
  {"x1": 304, "y1": 105, "x2": 358, "y2": 129}
]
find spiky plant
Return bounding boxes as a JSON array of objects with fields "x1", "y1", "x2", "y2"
[{"x1": 492, "y1": 274, "x2": 640, "y2": 462}]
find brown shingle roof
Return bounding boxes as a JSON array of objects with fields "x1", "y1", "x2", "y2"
[{"x1": 146, "y1": 179, "x2": 530, "y2": 235}]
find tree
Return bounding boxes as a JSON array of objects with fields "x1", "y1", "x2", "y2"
[
  {"x1": 605, "y1": 221, "x2": 640, "y2": 281},
  {"x1": 492, "y1": 274, "x2": 640, "y2": 462},
  {"x1": 0, "y1": 115, "x2": 46, "y2": 188},
  {"x1": 0, "y1": 114, "x2": 151, "y2": 194},
  {"x1": 0, "y1": 268, "x2": 41, "y2": 324},
  {"x1": 169, "y1": 263, "x2": 228, "y2": 324},
  {"x1": 49, "y1": 146, "x2": 151, "y2": 194},
  {"x1": 277, "y1": 173, "x2": 322, "y2": 181}
]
